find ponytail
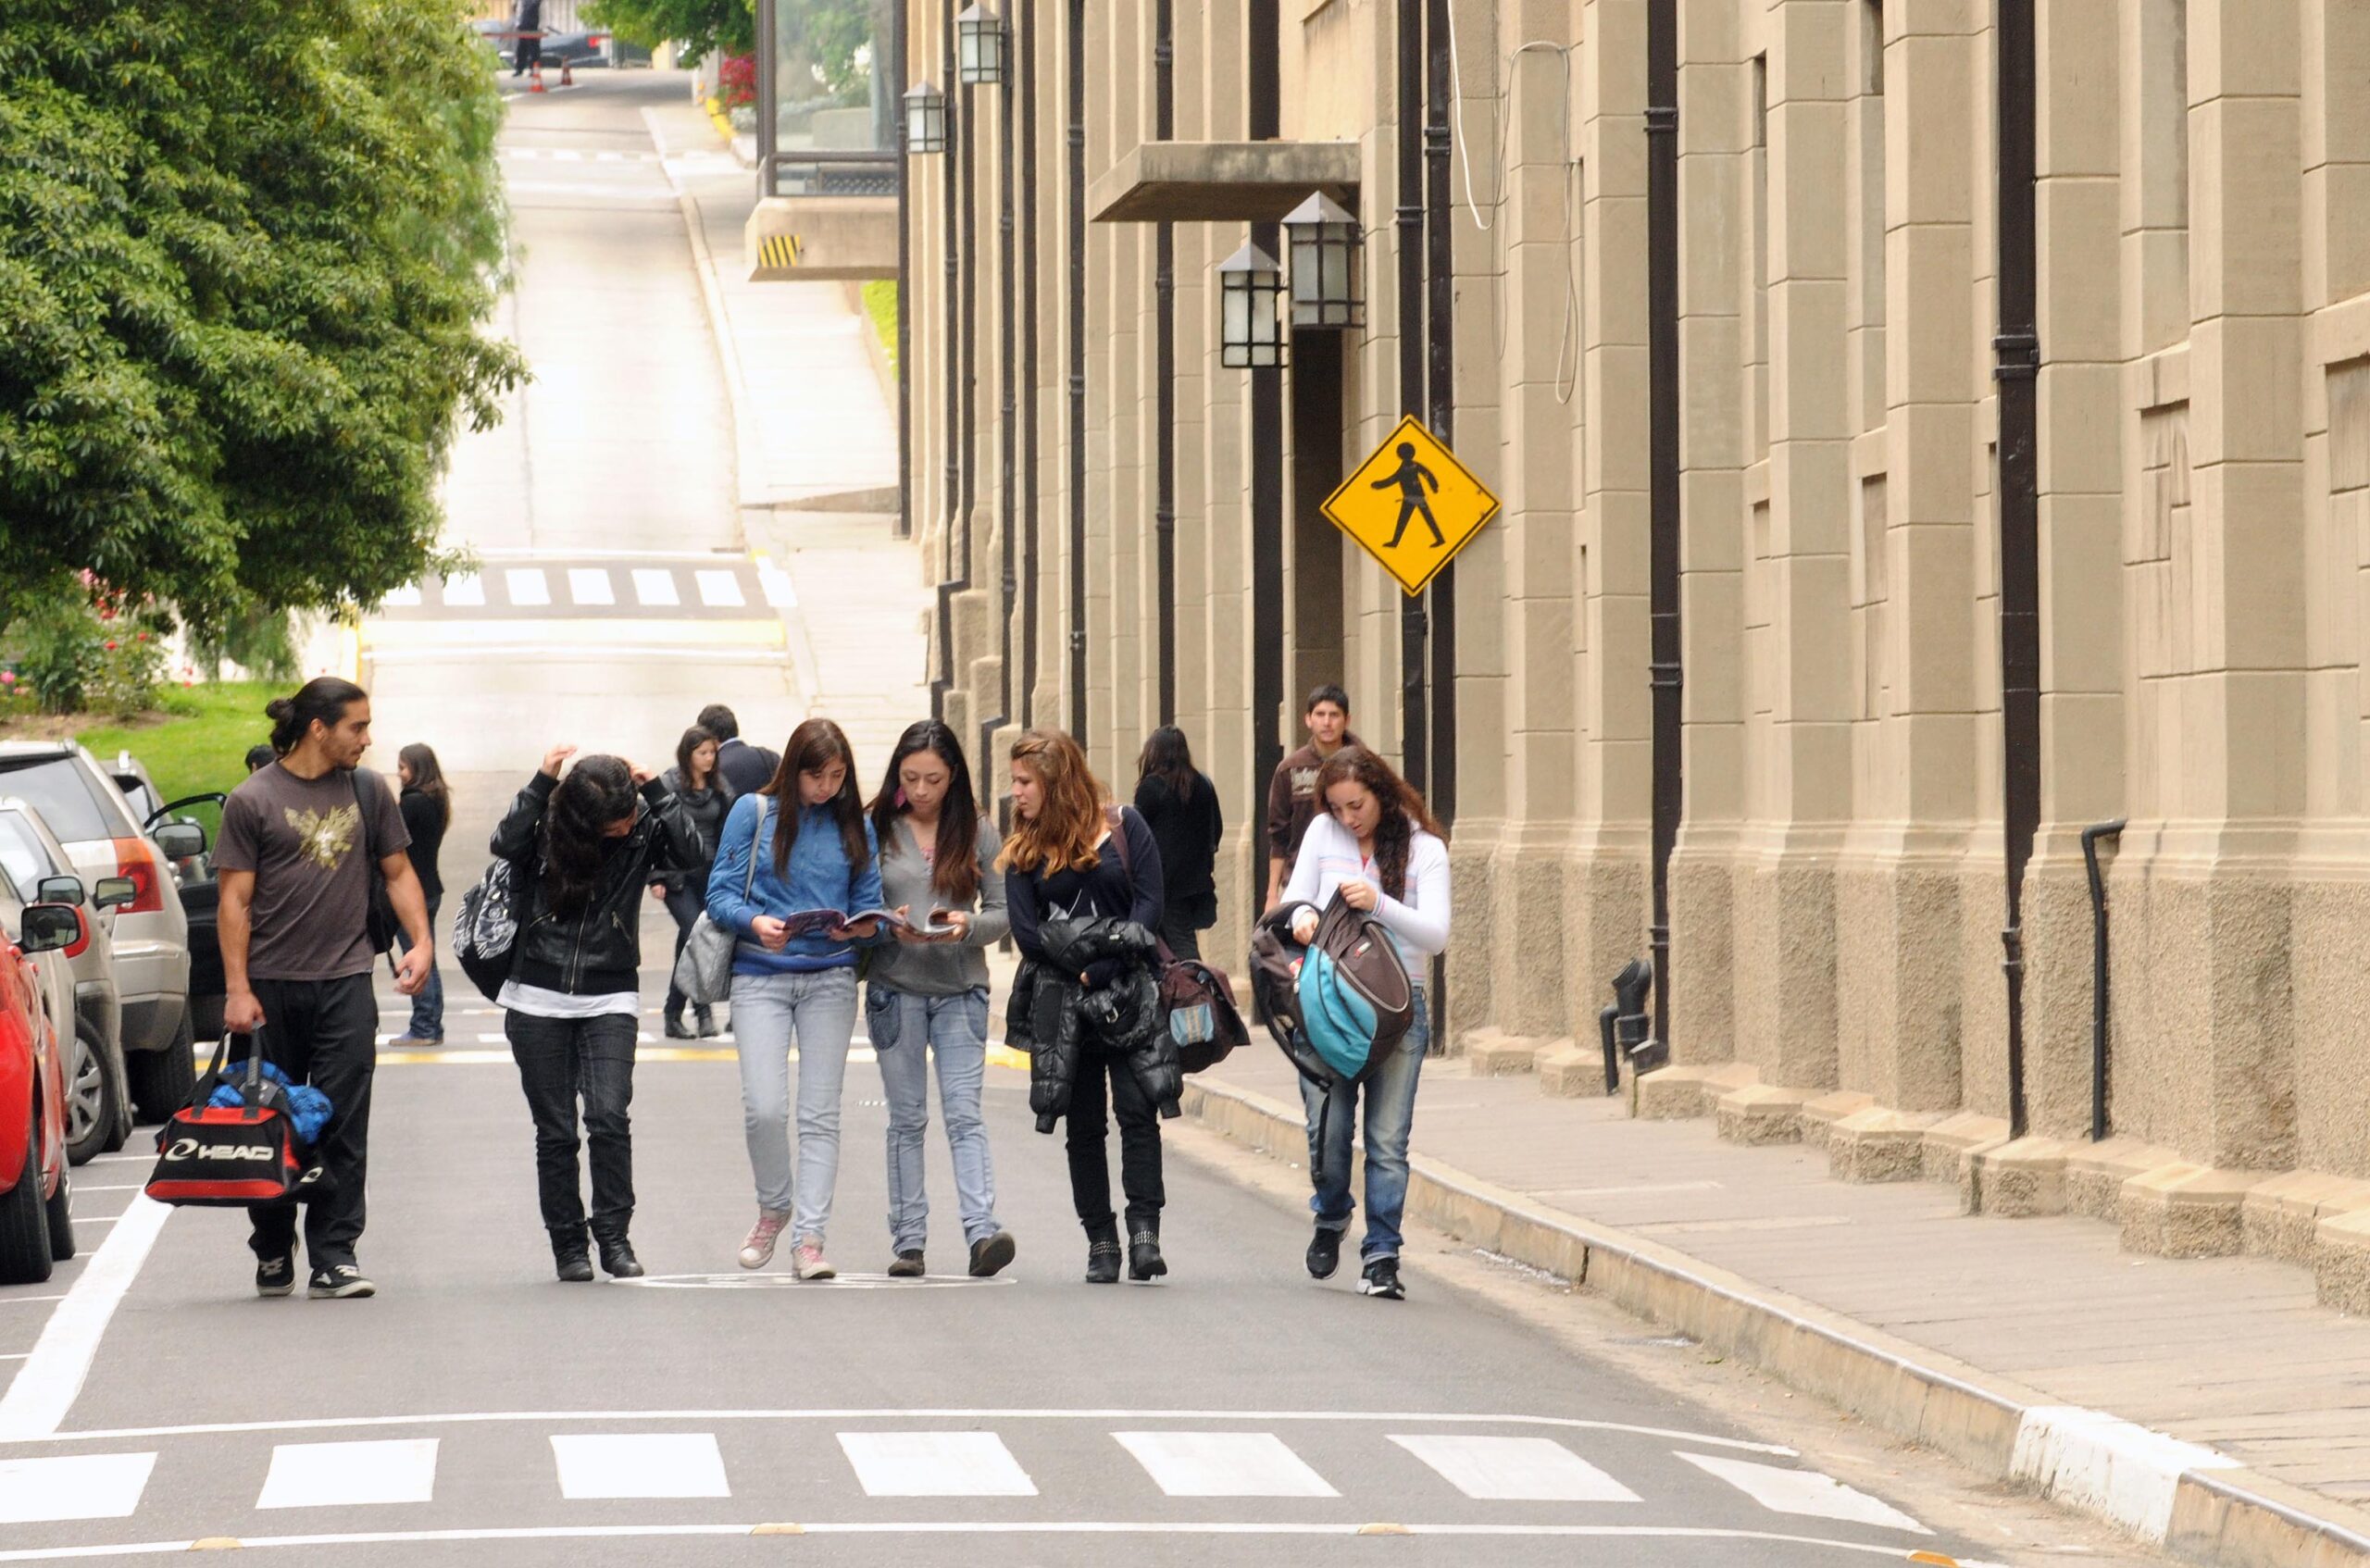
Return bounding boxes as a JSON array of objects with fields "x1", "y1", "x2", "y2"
[{"x1": 265, "y1": 678, "x2": 368, "y2": 754}]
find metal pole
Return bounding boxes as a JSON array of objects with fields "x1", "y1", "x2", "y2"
[
  {"x1": 1646, "y1": 0, "x2": 1682, "y2": 1058},
  {"x1": 979, "y1": 6, "x2": 1018, "y2": 772},
  {"x1": 1066, "y1": 0, "x2": 1090, "y2": 737},
  {"x1": 1249, "y1": 0, "x2": 1284, "y2": 929},
  {"x1": 1018, "y1": 0, "x2": 1041, "y2": 727},
  {"x1": 933, "y1": 3, "x2": 964, "y2": 720},
  {"x1": 1395, "y1": 0, "x2": 1427, "y2": 793},
  {"x1": 1424, "y1": 0, "x2": 1455, "y2": 1046},
  {"x1": 2081, "y1": 820, "x2": 2126, "y2": 1142},
  {"x1": 1154, "y1": 0, "x2": 1179, "y2": 725},
  {"x1": 895, "y1": 0, "x2": 913, "y2": 542},
  {"x1": 755, "y1": 0, "x2": 779, "y2": 198},
  {"x1": 1995, "y1": 0, "x2": 2042, "y2": 1142}
]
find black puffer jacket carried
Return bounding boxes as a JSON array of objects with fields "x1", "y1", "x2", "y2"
[
  {"x1": 1009, "y1": 915, "x2": 1179, "y2": 1132},
  {"x1": 490, "y1": 771, "x2": 702, "y2": 995}
]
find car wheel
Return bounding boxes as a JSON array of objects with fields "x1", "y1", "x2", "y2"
[
  {"x1": 65, "y1": 1022, "x2": 120, "y2": 1166},
  {"x1": 0, "y1": 1106, "x2": 57, "y2": 1286},
  {"x1": 44, "y1": 1164, "x2": 75, "y2": 1263},
  {"x1": 126, "y1": 1010, "x2": 197, "y2": 1124}
]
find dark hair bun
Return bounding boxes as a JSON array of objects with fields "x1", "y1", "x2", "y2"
[{"x1": 264, "y1": 697, "x2": 295, "y2": 722}]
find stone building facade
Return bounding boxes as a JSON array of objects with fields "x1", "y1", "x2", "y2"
[{"x1": 896, "y1": 0, "x2": 2370, "y2": 1290}]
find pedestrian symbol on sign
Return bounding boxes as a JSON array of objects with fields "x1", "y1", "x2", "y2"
[{"x1": 1322, "y1": 416, "x2": 1500, "y2": 596}]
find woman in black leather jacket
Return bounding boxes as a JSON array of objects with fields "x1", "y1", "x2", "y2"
[{"x1": 490, "y1": 745, "x2": 701, "y2": 1283}]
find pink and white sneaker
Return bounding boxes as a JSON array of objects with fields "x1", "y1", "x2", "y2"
[
  {"x1": 791, "y1": 1239, "x2": 837, "y2": 1281},
  {"x1": 739, "y1": 1211, "x2": 790, "y2": 1271}
]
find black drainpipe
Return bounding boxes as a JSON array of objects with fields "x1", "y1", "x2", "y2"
[
  {"x1": 1423, "y1": 0, "x2": 1453, "y2": 1042},
  {"x1": 932, "y1": 6, "x2": 967, "y2": 721},
  {"x1": 1017, "y1": 0, "x2": 1040, "y2": 728},
  {"x1": 1645, "y1": 0, "x2": 1680, "y2": 1060},
  {"x1": 894, "y1": 0, "x2": 912, "y2": 542},
  {"x1": 1066, "y1": 0, "x2": 1089, "y2": 737},
  {"x1": 1995, "y1": 0, "x2": 2041, "y2": 1142},
  {"x1": 1153, "y1": 0, "x2": 1179, "y2": 725},
  {"x1": 1249, "y1": 0, "x2": 1284, "y2": 929},
  {"x1": 2081, "y1": 819, "x2": 2126, "y2": 1141},
  {"x1": 979, "y1": 6, "x2": 1018, "y2": 772},
  {"x1": 1394, "y1": 0, "x2": 1427, "y2": 793}
]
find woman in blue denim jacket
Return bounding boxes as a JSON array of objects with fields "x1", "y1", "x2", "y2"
[{"x1": 705, "y1": 717, "x2": 884, "y2": 1279}]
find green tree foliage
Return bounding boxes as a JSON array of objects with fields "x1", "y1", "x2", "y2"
[
  {"x1": 0, "y1": 0, "x2": 526, "y2": 633},
  {"x1": 585, "y1": 0, "x2": 755, "y2": 65}
]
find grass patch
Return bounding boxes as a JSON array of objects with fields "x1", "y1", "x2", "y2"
[
  {"x1": 862, "y1": 279, "x2": 897, "y2": 375},
  {"x1": 72, "y1": 681, "x2": 281, "y2": 804}
]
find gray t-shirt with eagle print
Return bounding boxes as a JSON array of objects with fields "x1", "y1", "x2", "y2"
[{"x1": 217, "y1": 763, "x2": 409, "y2": 982}]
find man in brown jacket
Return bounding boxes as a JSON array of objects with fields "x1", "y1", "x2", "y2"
[{"x1": 1264, "y1": 684, "x2": 1358, "y2": 909}]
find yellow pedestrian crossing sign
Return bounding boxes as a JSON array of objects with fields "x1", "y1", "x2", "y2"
[{"x1": 1321, "y1": 416, "x2": 1500, "y2": 597}]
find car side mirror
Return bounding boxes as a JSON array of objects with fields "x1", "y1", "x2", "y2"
[
  {"x1": 35, "y1": 875, "x2": 85, "y2": 908},
  {"x1": 93, "y1": 877, "x2": 138, "y2": 912},
  {"x1": 18, "y1": 904, "x2": 80, "y2": 956},
  {"x1": 153, "y1": 822, "x2": 206, "y2": 859}
]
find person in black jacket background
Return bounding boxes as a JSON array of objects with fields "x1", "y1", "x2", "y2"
[
  {"x1": 699, "y1": 703, "x2": 782, "y2": 799},
  {"x1": 651, "y1": 725, "x2": 733, "y2": 1039},
  {"x1": 1131, "y1": 727, "x2": 1221, "y2": 961},
  {"x1": 491, "y1": 745, "x2": 700, "y2": 1283},
  {"x1": 391, "y1": 743, "x2": 451, "y2": 1048}
]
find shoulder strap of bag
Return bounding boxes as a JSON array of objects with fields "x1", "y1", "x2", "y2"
[
  {"x1": 1104, "y1": 804, "x2": 1173, "y2": 963},
  {"x1": 350, "y1": 769, "x2": 379, "y2": 863},
  {"x1": 744, "y1": 795, "x2": 769, "y2": 899}
]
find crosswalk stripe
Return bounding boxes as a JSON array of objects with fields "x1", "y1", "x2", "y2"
[
  {"x1": 694, "y1": 568, "x2": 745, "y2": 607},
  {"x1": 1114, "y1": 1433, "x2": 1338, "y2": 1499},
  {"x1": 257, "y1": 1439, "x2": 440, "y2": 1510},
  {"x1": 0, "y1": 1452, "x2": 155, "y2": 1523},
  {"x1": 837, "y1": 1432, "x2": 1037, "y2": 1497},
  {"x1": 505, "y1": 567, "x2": 553, "y2": 606},
  {"x1": 631, "y1": 567, "x2": 681, "y2": 606},
  {"x1": 567, "y1": 567, "x2": 617, "y2": 605},
  {"x1": 1389, "y1": 1435, "x2": 1640, "y2": 1502},
  {"x1": 443, "y1": 573, "x2": 486, "y2": 606},
  {"x1": 1675, "y1": 1452, "x2": 1929, "y2": 1534},
  {"x1": 551, "y1": 1434, "x2": 730, "y2": 1500}
]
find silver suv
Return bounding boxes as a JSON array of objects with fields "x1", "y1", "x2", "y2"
[
  {"x1": 0, "y1": 800, "x2": 138, "y2": 1162},
  {"x1": 0, "y1": 743, "x2": 201, "y2": 1120}
]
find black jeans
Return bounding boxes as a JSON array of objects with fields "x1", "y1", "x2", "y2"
[
  {"x1": 245, "y1": 974, "x2": 378, "y2": 1269},
  {"x1": 1065, "y1": 1038, "x2": 1165, "y2": 1231},
  {"x1": 1156, "y1": 912, "x2": 1204, "y2": 962},
  {"x1": 505, "y1": 1010, "x2": 639, "y2": 1243},
  {"x1": 660, "y1": 885, "x2": 705, "y2": 1017}
]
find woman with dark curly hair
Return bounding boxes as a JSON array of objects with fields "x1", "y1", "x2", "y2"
[
  {"x1": 490, "y1": 744, "x2": 701, "y2": 1283},
  {"x1": 1279, "y1": 745, "x2": 1450, "y2": 1302}
]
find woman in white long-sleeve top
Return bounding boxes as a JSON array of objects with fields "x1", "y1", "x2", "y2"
[{"x1": 1280, "y1": 744, "x2": 1451, "y2": 1301}]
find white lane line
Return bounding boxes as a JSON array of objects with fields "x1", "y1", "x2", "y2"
[
  {"x1": 630, "y1": 568, "x2": 680, "y2": 606},
  {"x1": 565, "y1": 567, "x2": 617, "y2": 606},
  {"x1": 1115, "y1": 1432, "x2": 1336, "y2": 1498},
  {"x1": 503, "y1": 567, "x2": 552, "y2": 607},
  {"x1": 442, "y1": 574, "x2": 485, "y2": 606},
  {"x1": 693, "y1": 569, "x2": 745, "y2": 607},
  {"x1": 838, "y1": 1432, "x2": 1036, "y2": 1497},
  {"x1": 551, "y1": 1434, "x2": 729, "y2": 1500},
  {"x1": 1675, "y1": 1452, "x2": 1930, "y2": 1535},
  {"x1": 257, "y1": 1439, "x2": 439, "y2": 1510},
  {"x1": 0, "y1": 1452, "x2": 155, "y2": 1523},
  {"x1": 0, "y1": 1198, "x2": 170, "y2": 1440},
  {"x1": 0, "y1": 1296, "x2": 67, "y2": 1306},
  {"x1": 1390, "y1": 1435, "x2": 1640, "y2": 1502},
  {"x1": 755, "y1": 566, "x2": 797, "y2": 608}
]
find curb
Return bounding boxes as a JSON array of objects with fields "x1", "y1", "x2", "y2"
[{"x1": 1179, "y1": 1075, "x2": 2370, "y2": 1568}]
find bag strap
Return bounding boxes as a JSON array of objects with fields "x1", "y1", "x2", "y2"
[
  {"x1": 745, "y1": 795, "x2": 769, "y2": 899},
  {"x1": 1103, "y1": 805, "x2": 1174, "y2": 965},
  {"x1": 349, "y1": 769, "x2": 380, "y2": 865}
]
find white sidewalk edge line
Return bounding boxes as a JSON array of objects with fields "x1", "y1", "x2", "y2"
[{"x1": 0, "y1": 1196, "x2": 171, "y2": 1441}]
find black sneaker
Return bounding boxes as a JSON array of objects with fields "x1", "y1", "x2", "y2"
[
  {"x1": 1358, "y1": 1256, "x2": 1405, "y2": 1300},
  {"x1": 887, "y1": 1250, "x2": 927, "y2": 1278},
  {"x1": 256, "y1": 1253, "x2": 297, "y2": 1299},
  {"x1": 967, "y1": 1231, "x2": 1017, "y2": 1278},
  {"x1": 308, "y1": 1264, "x2": 377, "y2": 1300},
  {"x1": 1305, "y1": 1226, "x2": 1342, "y2": 1280}
]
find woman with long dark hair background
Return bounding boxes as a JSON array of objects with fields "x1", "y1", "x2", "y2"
[
  {"x1": 863, "y1": 720, "x2": 1016, "y2": 1278},
  {"x1": 490, "y1": 745, "x2": 700, "y2": 1282},
  {"x1": 1131, "y1": 726, "x2": 1222, "y2": 961},
  {"x1": 652, "y1": 725, "x2": 733, "y2": 1039},
  {"x1": 390, "y1": 742, "x2": 452, "y2": 1048}
]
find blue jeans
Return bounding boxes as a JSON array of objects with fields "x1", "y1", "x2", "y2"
[
  {"x1": 1299, "y1": 988, "x2": 1429, "y2": 1262},
  {"x1": 397, "y1": 895, "x2": 443, "y2": 1040},
  {"x1": 867, "y1": 986, "x2": 1000, "y2": 1251},
  {"x1": 730, "y1": 966, "x2": 859, "y2": 1239}
]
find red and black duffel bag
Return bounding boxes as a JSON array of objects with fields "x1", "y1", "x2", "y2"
[{"x1": 144, "y1": 1033, "x2": 321, "y2": 1207}]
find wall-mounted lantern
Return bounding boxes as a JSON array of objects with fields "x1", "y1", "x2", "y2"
[
  {"x1": 1218, "y1": 242, "x2": 1287, "y2": 369},
  {"x1": 1280, "y1": 193, "x2": 1364, "y2": 330},
  {"x1": 904, "y1": 81, "x2": 948, "y2": 154},
  {"x1": 955, "y1": 4, "x2": 1006, "y2": 85}
]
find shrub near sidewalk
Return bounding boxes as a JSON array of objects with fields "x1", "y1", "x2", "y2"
[
  {"x1": 73, "y1": 681, "x2": 282, "y2": 806},
  {"x1": 3, "y1": 576, "x2": 167, "y2": 719}
]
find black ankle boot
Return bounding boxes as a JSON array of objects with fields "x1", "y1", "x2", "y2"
[
  {"x1": 1084, "y1": 1218, "x2": 1122, "y2": 1285},
  {"x1": 693, "y1": 1003, "x2": 718, "y2": 1039},
  {"x1": 595, "y1": 1234, "x2": 644, "y2": 1279},
  {"x1": 552, "y1": 1228, "x2": 593, "y2": 1283},
  {"x1": 1128, "y1": 1221, "x2": 1167, "y2": 1282},
  {"x1": 664, "y1": 1012, "x2": 696, "y2": 1040}
]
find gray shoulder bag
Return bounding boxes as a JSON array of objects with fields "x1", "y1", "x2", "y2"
[{"x1": 671, "y1": 794, "x2": 767, "y2": 1006}]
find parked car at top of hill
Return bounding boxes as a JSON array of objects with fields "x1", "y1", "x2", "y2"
[
  {"x1": 0, "y1": 898, "x2": 80, "y2": 1283},
  {"x1": 472, "y1": 18, "x2": 623, "y2": 70},
  {"x1": 0, "y1": 744, "x2": 202, "y2": 1121},
  {"x1": 0, "y1": 802, "x2": 137, "y2": 1164}
]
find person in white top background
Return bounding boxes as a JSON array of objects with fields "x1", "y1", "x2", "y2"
[{"x1": 1282, "y1": 745, "x2": 1451, "y2": 1302}]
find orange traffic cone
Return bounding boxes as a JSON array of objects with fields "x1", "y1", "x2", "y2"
[
  {"x1": 529, "y1": 57, "x2": 546, "y2": 92},
  {"x1": 557, "y1": 56, "x2": 574, "y2": 88}
]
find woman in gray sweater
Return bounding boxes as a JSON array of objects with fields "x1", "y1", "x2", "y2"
[{"x1": 864, "y1": 720, "x2": 1017, "y2": 1278}]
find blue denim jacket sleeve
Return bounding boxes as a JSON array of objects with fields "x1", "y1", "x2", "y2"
[{"x1": 705, "y1": 794, "x2": 767, "y2": 936}]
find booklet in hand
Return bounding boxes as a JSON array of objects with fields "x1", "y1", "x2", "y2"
[{"x1": 777, "y1": 908, "x2": 962, "y2": 940}]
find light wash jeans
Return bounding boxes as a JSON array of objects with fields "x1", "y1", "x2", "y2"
[
  {"x1": 1299, "y1": 987, "x2": 1430, "y2": 1261},
  {"x1": 867, "y1": 985, "x2": 1001, "y2": 1251},
  {"x1": 730, "y1": 965, "x2": 859, "y2": 1240}
]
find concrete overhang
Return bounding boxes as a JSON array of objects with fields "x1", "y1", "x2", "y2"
[
  {"x1": 1089, "y1": 140, "x2": 1361, "y2": 224},
  {"x1": 745, "y1": 195, "x2": 899, "y2": 281}
]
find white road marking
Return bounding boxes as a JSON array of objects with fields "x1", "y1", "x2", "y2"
[
  {"x1": 631, "y1": 568, "x2": 680, "y2": 605},
  {"x1": 1115, "y1": 1432, "x2": 1337, "y2": 1498},
  {"x1": 256, "y1": 1438, "x2": 439, "y2": 1510},
  {"x1": 0, "y1": 1452, "x2": 155, "y2": 1523},
  {"x1": 1390, "y1": 1434, "x2": 1641, "y2": 1502},
  {"x1": 566, "y1": 567, "x2": 616, "y2": 605},
  {"x1": 1675, "y1": 1452, "x2": 1929, "y2": 1534},
  {"x1": 504, "y1": 567, "x2": 552, "y2": 606},
  {"x1": 551, "y1": 1434, "x2": 730, "y2": 1500},
  {"x1": 0, "y1": 1197, "x2": 170, "y2": 1440},
  {"x1": 442, "y1": 574, "x2": 485, "y2": 606},
  {"x1": 838, "y1": 1432, "x2": 1037, "y2": 1497},
  {"x1": 379, "y1": 586, "x2": 424, "y2": 608},
  {"x1": 0, "y1": 1296, "x2": 66, "y2": 1306},
  {"x1": 693, "y1": 569, "x2": 745, "y2": 607},
  {"x1": 756, "y1": 566, "x2": 797, "y2": 608}
]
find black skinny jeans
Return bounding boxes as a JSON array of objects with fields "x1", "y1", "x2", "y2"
[
  {"x1": 245, "y1": 974, "x2": 378, "y2": 1268},
  {"x1": 660, "y1": 884, "x2": 706, "y2": 1016},
  {"x1": 1065, "y1": 1037, "x2": 1165, "y2": 1233},
  {"x1": 1156, "y1": 911, "x2": 1203, "y2": 962},
  {"x1": 505, "y1": 1010, "x2": 639, "y2": 1244}
]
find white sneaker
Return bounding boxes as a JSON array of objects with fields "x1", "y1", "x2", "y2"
[
  {"x1": 791, "y1": 1239, "x2": 837, "y2": 1280},
  {"x1": 739, "y1": 1210, "x2": 790, "y2": 1270}
]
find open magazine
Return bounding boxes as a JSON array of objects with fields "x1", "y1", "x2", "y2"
[{"x1": 774, "y1": 908, "x2": 965, "y2": 940}]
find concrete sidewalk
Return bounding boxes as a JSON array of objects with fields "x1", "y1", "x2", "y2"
[{"x1": 1179, "y1": 1045, "x2": 2370, "y2": 1566}]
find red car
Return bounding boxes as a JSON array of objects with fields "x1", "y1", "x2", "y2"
[{"x1": 0, "y1": 901, "x2": 80, "y2": 1284}]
